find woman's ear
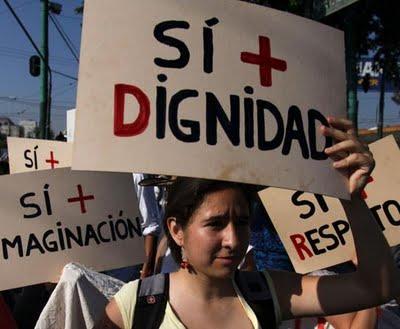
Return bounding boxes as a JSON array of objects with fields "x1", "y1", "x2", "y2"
[{"x1": 166, "y1": 217, "x2": 184, "y2": 246}]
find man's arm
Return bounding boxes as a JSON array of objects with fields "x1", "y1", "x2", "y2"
[{"x1": 141, "y1": 234, "x2": 158, "y2": 278}]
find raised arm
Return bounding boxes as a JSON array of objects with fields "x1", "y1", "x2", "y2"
[{"x1": 269, "y1": 117, "x2": 400, "y2": 320}]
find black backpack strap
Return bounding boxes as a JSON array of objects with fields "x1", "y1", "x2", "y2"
[
  {"x1": 132, "y1": 273, "x2": 169, "y2": 329},
  {"x1": 235, "y1": 271, "x2": 277, "y2": 329}
]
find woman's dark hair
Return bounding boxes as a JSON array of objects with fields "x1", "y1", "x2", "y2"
[{"x1": 163, "y1": 177, "x2": 256, "y2": 263}]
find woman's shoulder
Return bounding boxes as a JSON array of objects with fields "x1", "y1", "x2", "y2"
[{"x1": 113, "y1": 279, "x2": 140, "y2": 329}]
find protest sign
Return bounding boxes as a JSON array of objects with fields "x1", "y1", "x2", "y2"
[
  {"x1": 72, "y1": 0, "x2": 348, "y2": 198},
  {"x1": 7, "y1": 137, "x2": 72, "y2": 174},
  {"x1": 0, "y1": 168, "x2": 144, "y2": 290},
  {"x1": 258, "y1": 135, "x2": 400, "y2": 273}
]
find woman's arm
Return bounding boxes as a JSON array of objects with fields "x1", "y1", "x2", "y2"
[
  {"x1": 269, "y1": 117, "x2": 400, "y2": 320},
  {"x1": 325, "y1": 308, "x2": 377, "y2": 329},
  {"x1": 93, "y1": 298, "x2": 124, "y2": 329}
]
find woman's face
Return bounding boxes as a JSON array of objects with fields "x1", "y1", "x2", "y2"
[{"x1": 182, "y1": 188, "x2": 250, "y2": 279}]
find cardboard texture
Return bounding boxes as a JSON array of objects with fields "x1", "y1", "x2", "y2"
[
  {"x1": 7, "y1": 137, "x2": 72, "y2": 174},
  {"x1": 0, "y1": 168, "x2": 144, "y2": 290},
  {"x1": 259, "y1": 135, "x2": 400, "y2": 273},
  {"x1": 73, "y1": 0, "x2": 348, "y2": 199}
]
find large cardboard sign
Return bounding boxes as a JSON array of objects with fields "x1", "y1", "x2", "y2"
[
  {"x1": 7, "y1": 137, "x2": 72, "y2": 174},
  {"x1": 72, "y1": 0, "x2": 348, "y2": 199},
  {"x1": 0, "y1": 168, "x2": 144, "y2": 290},
  {"x1": 259, "y1": 135, "x2": 400, "y2": 273}
]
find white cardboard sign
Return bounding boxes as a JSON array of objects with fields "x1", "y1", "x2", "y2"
[
  {"x1": 72, "y1": 0, "x2": 348, "y2": 199},
  {"x1": 7, "y1": 137, "x2": 72, "y2": 174},
  {"x1": 259, "y1": 135, "x2": 400, "y2": 274},
  {"x1": 0, "y1": 168, "x2": 144, "y2": 290}
]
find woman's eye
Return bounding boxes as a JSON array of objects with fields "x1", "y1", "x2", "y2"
[{"x1": 207, "y1": 221, "x2": 223, "y2": 227}]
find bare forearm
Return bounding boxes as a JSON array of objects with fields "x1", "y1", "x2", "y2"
[
  {"x1": 341, "y1": 196, "x2": 400, "y2": 300},
  {"x1": 144, "y1": 234, "x2": 158, "y2": 261},
  {"x1": 350, "y1": 308, "x2": 377, "y2": 329}
]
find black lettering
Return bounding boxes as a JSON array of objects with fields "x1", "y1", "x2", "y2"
[
  {"x1": 127, "y1": 217, "x2": 143, "y2": 237},
  {"x1": 42, "y1": 230, "x2": 59, "y2": 252},
  {"x1": 84, "y1": 224, "x2": 101, "y2": 246},
  {"x1": 203, "y1": 17, "x2": 219, "y2": 74},
  {"x1": 257, "y1": 99, "x2": 284, "y2": 150},
  {"x1": 308, "y1": 109, "x2": 332, "y2": 160},
  {"x1": 206, "y1": 92, "x2": 240, "y2": 146},
  {"x1": 369, "y1": 205, "x2": 385, "y2": 231},
  {"x1": 65, "y1": 227, "x2": 83, "y2": 248},
  {"x1": 282, "y1": 106, "x2": 309, "y2": 158},
  {"x1": 33, "y1": 145, "x2": 38, "y2": 169},
  {"x1": 56, "y1": 222, "x2": 66, "y2": 250},
  {"x1": 108, "y1": 216, "x2": 117, "y2": 241},
  {"x1": 156, "y1": 76, "x2": 167, "y2": 139},
  {"x1": 24, "y1": 150, "x2": 33, "y2": 168},
  {"x1": 43, "y1": 184, "x2": 52, "y2": 215},
  {"x1": 115, "y1": 220, "x2": 128, "y2": 240},
  {"x1": 2, "y1": 236, "x2": 23, "y2": 259},
  {"x1": 315, "y1": 194, "x2": 329, "y2": 213},
  {"x1": 319, "y1": 224, "x2": 339, "y2": 251},
  {"x1": 244, "y1": 86, "x2": 254, "y2": 148},
  {"x1": 169, "y1": 89, "x2": 200, "y2": 143},
  {"x1": 383, "y1": 200, "x2": 400, "y2": 226},
  {"x1": 19, "y1": 192, "x2": 42, "y2": 219},
  {"x1": 153, "y1": 20, "x2": 190, "y2": 68},
  {"x1": 97, "y1": 221, "x2": 110, "y2": 242},
  {"x1": 332, "y1": 220, "x2": 350, "y2": 245},
  {"x1": 304, "y1": 228, "x2": 326, "y2": 255},
  {"x1": 26, "y1": 233, "x2": 45, "y2": 256},
  {"x1": 292, "y1": 191, "x2": 315, "y2": 219}
]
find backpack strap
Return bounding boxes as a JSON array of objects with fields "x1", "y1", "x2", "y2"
[
  {"x1": 235, "y1": 271, "x2": 277, "y2": 329},
  {"x1": 132, "y1": 273, "x2": 169, "y2": 329}
]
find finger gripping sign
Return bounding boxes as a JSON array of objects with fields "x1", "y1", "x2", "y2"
[
  {"x1": 73, "y1": 0, "x2": 347, "y2": 198},
  {"x1": 0, "y1": 168, "x2": 144, "y2": 291},
  {"x1": 7, "y1": 137, "x2": 72, "y2": 174},
  {"x1": 258, "y1": 135, "x2": 400, "y2": 273}
]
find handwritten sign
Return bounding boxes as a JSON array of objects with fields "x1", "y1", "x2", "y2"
[
  {"x1": 7, "y1": 137, "x2": 72, "y2": 174},
  {"x1": 72, "y1": 0, "x2": 348, "y2": 198},
  {"x1": 0, "y1": 168, "x2": 144, "y2": 290},
  {"x1": 259, "y1": 135, "x2": 400, "y2": 273}
]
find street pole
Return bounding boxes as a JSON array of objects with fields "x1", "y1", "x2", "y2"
[
  {"x1": 344, "y1": 14, "x2": 359, "y2": 135},
  {"x1": 377, "y1": 58, "x2": 386, "y2": 139},
  {"x1": 39, "y1": 0, "x2": 49, "y2": 139}
]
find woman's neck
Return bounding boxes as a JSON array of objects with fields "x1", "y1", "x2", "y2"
[{"x1": 171, "y1": 269, "x2": 236, "y2": 301}]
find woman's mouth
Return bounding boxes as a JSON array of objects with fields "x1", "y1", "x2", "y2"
[{"x1": 215, "y1": 256, "x2": 239, "y2": 266}]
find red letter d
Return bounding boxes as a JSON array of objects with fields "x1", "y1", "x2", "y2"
[{"x1": 114, "y1": 84, "x2": 150, "y2": 137}]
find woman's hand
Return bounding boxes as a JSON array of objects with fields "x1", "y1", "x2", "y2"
[{"x1": 321, "y1": 117, "x2": 375, "y2": 196}]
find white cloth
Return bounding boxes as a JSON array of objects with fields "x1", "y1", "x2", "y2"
[
  {"x1": 35, "y1": 263, "x2": 123, "y2": 329},
  {"x1": 132, "y1": 173, "x2": 163, "y2": 236}
]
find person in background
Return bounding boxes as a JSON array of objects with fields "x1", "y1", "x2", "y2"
[{"x1": 133, "y1": 174, "x2": 164, "y2": 278}]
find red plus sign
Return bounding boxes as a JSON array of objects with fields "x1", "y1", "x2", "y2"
[
  {"x1": 67, "y1": 184, "x2": 95, "y2": 214},
  {"x1": 45, "y1": 151, "x2": 59, "y2": 169},
  {"x1": 361, "y1": 176, "x2": 374, "y2": 199},
  {"x1": 241, "y1": 36, "x2": 287, "y2": 87}
]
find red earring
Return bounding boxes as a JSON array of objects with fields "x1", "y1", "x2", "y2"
[{"x1": 180, "y1": 247, "x2": 191, "y2": 270}]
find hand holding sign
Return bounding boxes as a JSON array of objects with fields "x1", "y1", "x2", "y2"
[
  {"x1": 322, "y1": 117, "x2": 375, "y2": 195},
  {"x1": 259, "y1": 135, "x2": 399, "y2": 273}
]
